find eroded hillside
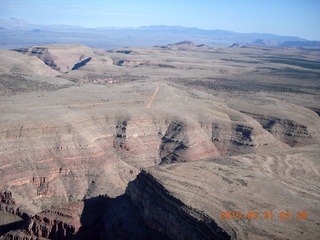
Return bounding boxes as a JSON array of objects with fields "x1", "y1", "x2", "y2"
[{"x1": 0, "y1": 44, "x2": 319, "y2": 239}]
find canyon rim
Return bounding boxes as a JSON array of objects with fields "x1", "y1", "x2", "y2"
[{"x1": 0, "y1": 42, "x2": 320, "y2": 240}]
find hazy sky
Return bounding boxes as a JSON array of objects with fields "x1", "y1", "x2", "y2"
[{"x1": 1, "y1": 0, "x2": 319, "y2": 40}]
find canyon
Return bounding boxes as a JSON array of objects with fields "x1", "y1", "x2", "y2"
[{"x1": 0, "y1": 43, "x2": 319, "y2": 239}]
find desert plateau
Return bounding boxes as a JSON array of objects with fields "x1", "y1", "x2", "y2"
[{"x1": 0, "y1": 41, "x2": 319, "y2": 240}]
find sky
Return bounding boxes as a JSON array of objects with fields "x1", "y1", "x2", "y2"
[{"x1": 0, "y1": 0, "x2": 319, "y2": 40}]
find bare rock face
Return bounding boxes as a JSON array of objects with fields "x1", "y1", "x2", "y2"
[
  {"x1": 0, "y1": 191, "x2": 28, "y2": 221},
  {"x1": 2, "y1": 200, "x2": 100, "y2": 239},
  {"x1": 27, "y1": 202, "x2": 87, "y2": 239},
  {"x1": 0, "y1": 191, "x2": 15, "y2": 205},
  {"x1": 200, "y1": 111, "x2": 289, "y2": 157},
  {"x1": 246, "y1": 113, "x2": 319, "y2": 147},
  {"x1": 112, "y1": 118, "x2": 168, "y2": 168},
  {"x1": 159, "y1": 121, "x2": 220, "y2": 164},
  {"x1": 226, "y1": 97, "x2": 320, "y2": 150},
  {"x1": 126, "y1": 170, "x2": 230, "y2": 240},
  {"x1": 1, "y1": 231, "x2": 48, "y2": 240}
]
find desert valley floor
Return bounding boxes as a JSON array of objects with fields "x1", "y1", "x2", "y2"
[{"x1": 0, "y1": 42, "x2": 319, "y2": 239}]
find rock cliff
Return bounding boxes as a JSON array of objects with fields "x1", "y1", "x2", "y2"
[
  {"x1": 126, "y1": 170, "x2": 230, "y2": 240},
  {"x1": 246, "y1": 113, "x2": 319, "y2": 147}
]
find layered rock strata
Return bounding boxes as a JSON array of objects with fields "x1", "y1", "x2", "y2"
[
  {"x1": 245, "y1": 113, "x2": 319, "y2": 147},
  {"x1": 1, "y1": 44, "x2": 320, "y2": 239}
]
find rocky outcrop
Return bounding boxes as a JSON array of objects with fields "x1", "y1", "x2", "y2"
[
  {"x1": 245, "y1": 113, "x2": 319, "y2": 147},
  {"x1": 0, "y1": 191, "x2": 15, "y2": 205},
  {"x1": 0, "y1": 191, "x2": 30, "y2": 238},
  {"x1": 113, "y1": 118, "x2": 219, "y2": 167},
  {"x1": 25, "y1": 202, "x2": 85, "y2": 239},
  {"x1": 200, "y1": 116, "x2": 289, "y2": 157},
  {"x1": 159, "y1": 121, "x2": 219, "y2": 164},
  {"x1": 126, "y1": 170, "x2": 230, "y2": 240},
  {"x1": 0, "y1": 191, "x2": 29, "y2": 220},
  {"x1": 111, "y1": 117, "x2": 167, "y2": 167},
  {"x1": 1, "y1": 230, "x2": 47, "y2": 240},
  {"x1": 1, "y1": 201, "x2": 84, "y2": 239}
]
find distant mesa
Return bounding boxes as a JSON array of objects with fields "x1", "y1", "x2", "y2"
[
  {"x1": 116, "y1": 50, "x2": 133, "y2": 54},
  {"x1": 173, "y1": 41, "x2": 196, "y2": 46},
  {"x1": 160, "y1": 41, "x2": 208, "y2": 49},
  {"x1": 196, "y1": 44, "x2": 209, "y2": 47},
  {"x1": 229, "y1": 43, "x2": 243, "y2": 48}
]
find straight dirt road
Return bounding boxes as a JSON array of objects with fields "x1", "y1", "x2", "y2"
[{"x1": 147, "y1": 85, "x2": 159, "y2": 108}]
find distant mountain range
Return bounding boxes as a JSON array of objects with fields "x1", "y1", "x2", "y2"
[{"x1": 0, "y1": 18, "x2": 319, "y2": 49}]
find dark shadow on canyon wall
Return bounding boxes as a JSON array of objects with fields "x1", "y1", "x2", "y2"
[
  {"x1": 0, "y1": 220, "x2": 25, "y2": 236},
  {"x1": 1, "y1": 172, "x2": 229, "y2": 239},
  {"x1": 76, "y1": 194, "x2": 168, "y2": 240},
  {"x1": 125, "y1": 170, "x2": 231, "y2": 240},
  {"x1": 75, "y1": 170, "x2": 232, "y2": 239}
]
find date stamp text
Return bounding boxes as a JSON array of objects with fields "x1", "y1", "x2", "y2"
[{"x1": 220, "y1": 211, "x2": 308, "y2": 220}]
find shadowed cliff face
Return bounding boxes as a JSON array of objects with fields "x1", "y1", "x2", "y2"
[
  {"x1": 126, "y1": 171, "x2": 231, "y2": 240},
  {"x1": 29, "y1": 196, "x2": 167, "y2": 240}
]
